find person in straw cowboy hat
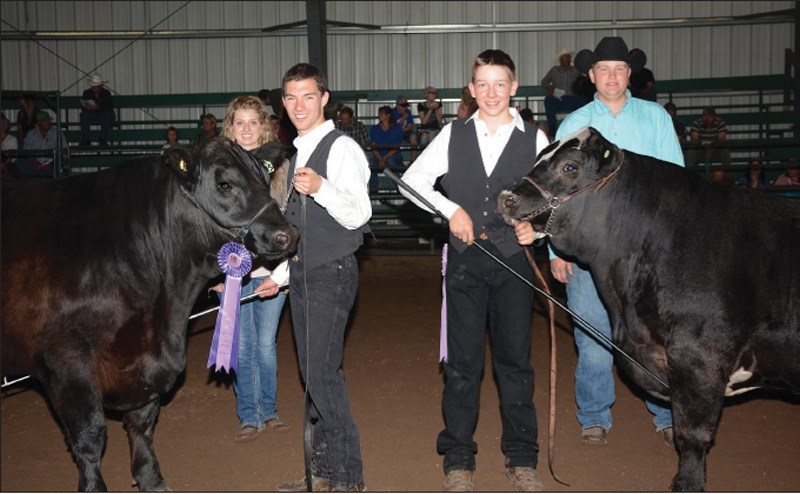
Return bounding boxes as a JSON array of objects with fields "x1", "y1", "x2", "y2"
[
  {"x1": 540, "y1": 48, "x2": 590, "y2": 137},
  {"x1": 79, "y1": 73, "x2": 115, "y2": 146}
]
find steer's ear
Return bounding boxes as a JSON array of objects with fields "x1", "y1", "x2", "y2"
[
  {"x1": 252, "y1": 142, "x2": 288, "y2": 173},
  {"x1": 587, "y1": 128, "x2": 620, "y2": 169},
  {"x1": 163, "y1": 146, "x2": 194, "y2": 177}
]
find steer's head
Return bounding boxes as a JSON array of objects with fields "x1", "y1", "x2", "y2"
[
  {"x1": 497, "y1": 127, "x2": 622, "y2": 236},
  {"x1": 164, "y1": 138, "x2": 298, "y2": 260}
]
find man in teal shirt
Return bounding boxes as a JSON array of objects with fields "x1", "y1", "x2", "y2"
[{"x1": 550, "y1": 37, "x2": 684, "y2": 448}]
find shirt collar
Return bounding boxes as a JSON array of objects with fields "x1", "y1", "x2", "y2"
[
  {"x1": 467, "y1": 107, "x2": 526, "y2": 132},
  {"x1": 294, "y1": 119, "x2": 334, "y2": 151},
  {"x1": 592, "y1": 89, "x2": 632, "y2": 116}
]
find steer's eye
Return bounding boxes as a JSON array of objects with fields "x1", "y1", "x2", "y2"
[
  {"x1": 563, "y1": 163, "x2": 577, "y2": 174},
  {"x1": 218, "y1": 181, "x2": 232, "y2": 191}
]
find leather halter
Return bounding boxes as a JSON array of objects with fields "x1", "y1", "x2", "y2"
[{"x1": 519, "y1": 151, "x2": 624, "y2": 237}]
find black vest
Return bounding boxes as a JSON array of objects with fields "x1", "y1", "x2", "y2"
[
  {"x1": 286, "y1": 129, "x2": 366, "y2": 270},
  {"x1": 441, "y1": 118, "x2": 539, "y2": 258}
]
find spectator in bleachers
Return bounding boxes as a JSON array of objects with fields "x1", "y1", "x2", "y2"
[
  {"x1": 629, "y1": 48, "x2": 657, "y2": 101},
  {"x1": 540, "y1": 49, "x2": 589, "y2": 138},
  {"x1": 456, "y1": 85, "x2": 478, "y2": 119},
  {"x1": 664, "y1": 102, "x2": 687, "y2": 141},
  {"x1": 335, "y1": 106, "x2": 370, "y2": 149},
  {"x1": 392, "y1": 95, "x2": 419, "y2": 162},
  {"x1": 162, "y1": 126, "x2": 180, "y2": 150},
  {"x1": 192, "y1": 113, "x2": 218, "y2": 148},
  {"x1": 773, "y1": 159, "x2": 800, "y2": 186},
  {"x1": 708, "y1": 169, "x2": 734, "y2": 186},
  {"x1": 1, "y1": 116, "x2": 18, "y2": 173},
  {"x1": 16, "y1": 93, "x2": 40, "y2": 149},
  {"x1": 686, "y1": 106, "x2": 731, "y2": 168},
  {"x1": 519, "y1": 107, "x2": 549, "y2": 135},
  {"x1": 368, "y1": 105, "x2": 404, "y2": 192},
  {"x1": 18, "y1": 111, "x2": 67, "y2": 175},
  {"x1": 79, "y1": 73, "x2": 116, "y2": 146},
  {"x1": 736, "y1": 158, "x2": 770, "y2": 188},
  {"x1": 417, "y1": 86, "x2": 443, "y2": 146}
]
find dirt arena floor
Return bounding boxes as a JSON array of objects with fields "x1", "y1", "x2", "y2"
[{"x1": 2, "y1": 252, "x2": 799, "y2": 492}]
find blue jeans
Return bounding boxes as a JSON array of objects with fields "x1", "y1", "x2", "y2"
[
  {"x1": 232, "y1": 276, "x2": 287, "y2": 428},
  {"x1": 368, "y1": 152, "x2": 405, "y2": 191},
  {"x1": 289, "y1": 255, "x2": 363, "y2": 488},
  {"x1": 566, "y1": 264, "x2": 672, "y2": 431},
  {"x1": 544, "y1": 95, "x2": 589, "y2": 133}
]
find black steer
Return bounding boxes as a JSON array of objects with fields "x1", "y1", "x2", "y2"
[
  {"x1": 497, "y1": 127, "x2": 800, "y2": 491},
  {"x1": 1, "y1": 138, "x2": 298, "y2": 491}
]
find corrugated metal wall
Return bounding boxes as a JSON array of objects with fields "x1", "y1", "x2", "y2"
[{"x1": 1, "y1": 1, "x2": 795, "y2": 103}]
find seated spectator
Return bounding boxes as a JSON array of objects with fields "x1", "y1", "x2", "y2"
[
  {"x1": 417, "y1": 86, "x2": 443, "y2": 146},
  {"x1": 540, "y1": 49, "x2": 589, "y2": 137},
  {"x1": 774, "y1": 159, "x2": 800, "y2": 186},
  {"x1": 456, "y1": 85, "x2": 478, "y2": 119},
  {"x1": 368, "y1": 106, "x2": 404, "y2": 192},
  {"x1": 1, "y1": 116, "x2": 18, "y2": 173},
  {"x1": 686, "y1": 106, "x2": 731, "y2": 168},
  {"x1": 192, "y1": 113, "x2": 218, "y2": 148},
  {"x1": 519, "y1": 107, "x2": 549, "y2": 135},
  {"x1": 16, "y1": 93, "x2": 40, "y2": 149},
  {"x1": 79, "y1": 73, "x2": 115, "y2": 146},
  {"x1": 664, "y1": 102, "x2": 687, "y2": 141},
  {"x1": 163, "y1": 126, "x2": 180, "y2": 150},
  {"x1": 335, "y1": 106, "x2": 370, "y2": 149},
  {"x1": 736, "y1": 158, "x2": 770, "y2": 189},
  {"x1": 17, "y1": 111, "x2": 68, "y2": 175},
  {"x1": 629, "y1": 48, "x2": 657, "y2": 101},
  {"x1": 392, "y1": 95, "x2": 419, "y2": 161},
  {"x1": 708, "y1": 169, "x2": 734, "y2": 186}
]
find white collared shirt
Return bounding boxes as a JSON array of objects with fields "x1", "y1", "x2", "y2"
[{"x1": 401, "y1": 108, "x2": 549, "y2": 219}]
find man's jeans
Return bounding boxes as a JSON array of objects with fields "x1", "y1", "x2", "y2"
[
  {"x1": 566, "y1": 264, "x2": 673, "y2": 431},
  {"x1": 232, "y1": 277, "x2": 286, "y2": 428},
  {"x1": 290, "y1": 254, "x2": 363, "y2": 488},
  {"x1": 544, "y1": 95, "x2": 589, "y2": 134},
  {"x1": 80, "y1": 110, "x2": 115, "y2": 142}
]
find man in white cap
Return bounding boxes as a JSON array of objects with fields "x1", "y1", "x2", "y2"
[
  {"x1": 79, "y1": 73, "x2": 115, "y2": 146},
  {"x1": 540, "y1": 48, "x2": 589, "y2": 137},
  {"x1": 545, "y1": 36, "x2": 684, "y2": 449}
]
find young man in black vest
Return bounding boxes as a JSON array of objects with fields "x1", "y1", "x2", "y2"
[
  {"x1": 400, "y1": 49, "x2": 550, "y2": 492},
  {"x1": 266, "y1": 63, "x2": 372, "y2": 493}
]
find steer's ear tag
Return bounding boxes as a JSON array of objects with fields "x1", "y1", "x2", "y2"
[
  {"x1": 179, "y1": 159, "x2": 188, "y2": 173},
  {"x1": 603, "y1": 149, "x2": 611, "y2": 159},
  {"x1": 262, "y1": 159, "x2": 274, "y2": 173}
]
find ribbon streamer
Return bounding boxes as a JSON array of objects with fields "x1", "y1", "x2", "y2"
[
  {"x1": 207, "y1": 242, "x2": 252, "y2": 373},
  {"x1": 440, "y1": 243, "x2": 448, "y2": 363}
]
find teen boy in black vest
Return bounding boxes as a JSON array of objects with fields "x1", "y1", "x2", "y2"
[
  {"x1": 264, "y1": 63, "x2": 372, "y2": 493},
  {"x1": 400, "y1": 50, "x2": 550, "y2": 492}
]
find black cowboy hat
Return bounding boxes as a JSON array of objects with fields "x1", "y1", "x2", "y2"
[{"x1": 574, "y1": 37, "x2": 646, "y2": 74}]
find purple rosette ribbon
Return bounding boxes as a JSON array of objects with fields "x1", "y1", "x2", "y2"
[{"x1": 207, "y1": 242, "x2": 252, "y2": 374}]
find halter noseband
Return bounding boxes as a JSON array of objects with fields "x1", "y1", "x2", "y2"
[{"x1": 519, "y1": 151, "x2": 624, "y2": 237}]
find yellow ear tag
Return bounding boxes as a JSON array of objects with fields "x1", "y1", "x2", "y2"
[
  {"x1": 262, "y1": 159, "x2": 274, "y2": 173},
  {"x1": 603, "y1": 150, "x2": 611, "y2": 159},
  {"x1": 179, "y1": 159, "x2": 187, "y2": 173}
]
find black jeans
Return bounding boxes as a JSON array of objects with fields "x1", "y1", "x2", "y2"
[
  {"x1": 437, "y1": 243, "x2": 539, "y2": 473},
  {"x1": 289, "y1": 254, "x2": 363, "y2": 487}
]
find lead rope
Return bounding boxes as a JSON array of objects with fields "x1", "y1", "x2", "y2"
[{"x1": 524, "y1": 247, "x2": 569, "y2": 487}]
